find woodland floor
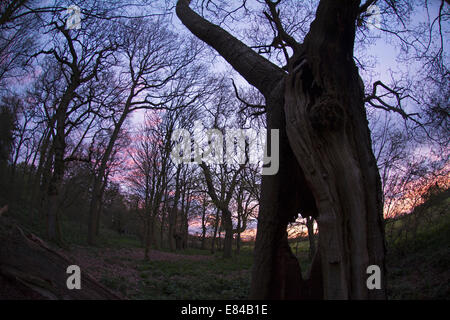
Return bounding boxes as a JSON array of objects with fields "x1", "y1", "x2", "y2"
[
  {"x1": 59, "y1": 244, "x2": 255, "y2": 299},
  {"x1": 2, "y1": 193, "x2": 449, "y2": 300},
  {"x1": 63, "y1": 209, "x2": 450, "y2": 300}
]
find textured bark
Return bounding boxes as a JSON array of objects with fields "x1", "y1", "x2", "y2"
[
  {"x1": 283, "y1": 0, "x2": 386, "y2": 299},
  {"x1": 250, "y1": 88, "x2": 313, "y2": 299},
  {"x1": 0, "y1": 217, "x2": 121, "y2": 299}
]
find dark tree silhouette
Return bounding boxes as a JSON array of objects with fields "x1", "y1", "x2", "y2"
[{"x1": 176, "y1": 0, "x2": 387, "y2": 299}]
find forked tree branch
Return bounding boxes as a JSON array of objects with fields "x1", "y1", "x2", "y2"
[
  {"x1": 231, "y1": 79, "x2": 266, "y2": 117},
  {"x1": 365, "y1": 80, "x2": 420, "y2": 121},
  {"x1": 176, "y1": 0, "x2": 284, "y2": 97}
]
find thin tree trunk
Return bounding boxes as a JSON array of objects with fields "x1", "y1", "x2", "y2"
[
  {"x1": 306, "y1": 217, "x2": 316, "y2": 260},
  {"x1": 217, "y1": 231, "x2": 221, "y2": 251},
  {"x1": 46, "y1": 101, "x2": 69, "y2": 244},
  {"x1": 168, "y1": 166, "x2": 182, "y2": 251},
  {"x1": 200, "y1": 197, "x2": 207, "y2": 250},
  {"x1": 38, "y1": 146, "x2": 53, "y2": 220},
  {"x1": 30, "y1": 128, "x2": 52, "y2": 222},
  {"x1": 210, "y1": 208, "x2": 220, "y2": 254},
  {"x1": 160, "y1": 195, "x2": 168, "y2": 249},
  {"x1": 88, "y1": 110, "x2": 129, "y2": 245},
  {"x1": 182, "y1": 189, "x2": 191, "y2": 249},
  {"x1": 236, "y1": 232, "x2": 241, "y2": 255},
  {"x1": 144, "y1": 214, "x2": 154, "y2": 259}
]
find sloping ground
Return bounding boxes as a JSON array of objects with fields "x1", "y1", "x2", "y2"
[
  {"x1": 1, "y1": 191, "x2": 448, "y2": 299},
  {"x1": 0, "y1": 216, "x2": 121, "y2": 300},
  {"x1": 386, "y1": 204, "x2": 450, "y2": 299},
  {"x1": 0, "y1": 274, "x2": 46, "y2": 299},
  {"x1": 0, "y1": 212, "x2": 252, "y2": 300}
]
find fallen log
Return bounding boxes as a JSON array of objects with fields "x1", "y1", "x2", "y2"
[{"x1": 0, "y1": 216, "x2": 122, "y2": 300}]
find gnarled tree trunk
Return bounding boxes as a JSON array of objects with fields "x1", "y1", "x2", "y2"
[
  {"x1": 176, "y1": 0, "x2": 386, "y2": 299},
  {"x1": 282, "y1": 0, "x2": 386, "y2": 299}
]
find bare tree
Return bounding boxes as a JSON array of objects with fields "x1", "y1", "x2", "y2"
[
  {"x1": 30, "y1": 11, "x2": 118, "y2": 243},
  {"x1": 86, "y1": 17, "x2": 200, "y2": 245},
  {"x1": 176, "y1": 0, "x2": 389, "y2": 299}
]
